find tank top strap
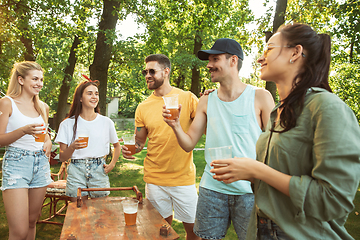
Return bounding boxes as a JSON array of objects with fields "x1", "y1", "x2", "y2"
[{"x1": 5, "y1": 96, "x2": 21, "y2": 115}]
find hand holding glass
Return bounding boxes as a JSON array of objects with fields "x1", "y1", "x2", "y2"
[
  {"x1": 163, "y1": 94, "x2": 179, "y2": 120},
  {"x1": 208, "y1": 146, "x2": 232, "y2": 169},
  {"x1": 123, "y1": 134, "x2": 136, "y2": 155},
  {"x1": 77, "y1": 130, "x2": 89, "y2": 149},
  {"x1": 34, "y1": 124, "x2": 48, "y2": 142}
]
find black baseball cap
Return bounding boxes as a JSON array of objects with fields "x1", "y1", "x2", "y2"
[{"x1": 197, "y1": 38, "x2": 244, "y2": 61}]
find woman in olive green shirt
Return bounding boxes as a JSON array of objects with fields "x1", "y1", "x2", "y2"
[{"x1": 210, "y1": 23, "x2": 360, "y2": 240}]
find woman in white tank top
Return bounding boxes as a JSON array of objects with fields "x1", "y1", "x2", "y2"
[{"x1": 0, "y1": 61, "x2": 53, "y2": 240}]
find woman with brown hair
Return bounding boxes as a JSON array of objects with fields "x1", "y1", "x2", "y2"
[
  {"x1": 55, "y1": 78, "x2": 120, "y2": 202},
  {"x1": 0, "y1": 61, "x2": 53, "y2": 240},
  {"x1": 211, "y1": 23, "x2": 360, "y2": 239}
]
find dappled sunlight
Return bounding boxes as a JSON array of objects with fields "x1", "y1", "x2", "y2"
[{"x1": 121, "y1": 162, "x2": 144, "y2": 172}]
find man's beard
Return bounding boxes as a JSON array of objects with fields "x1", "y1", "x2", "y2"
[{"x1": 147, "y1": 77, "x2": 164, "y2": 90}]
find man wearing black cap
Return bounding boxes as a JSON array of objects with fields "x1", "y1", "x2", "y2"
[{"x1": 163, "y1": 38, "x2": 274, "y2": 239}]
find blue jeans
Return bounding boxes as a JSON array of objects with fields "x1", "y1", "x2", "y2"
[
  {"x1": 66, "y1": 157, "x2": 110, "y2": 198},
  {"x1": 194, "y1": 186, "x2": 254, "y2": 239},
  {"x1": 257, "y1": 217, "x2": 291, "y2": 240},
  {"x1": 1, "y1": 146, "x2": 53, "y2": 190}
]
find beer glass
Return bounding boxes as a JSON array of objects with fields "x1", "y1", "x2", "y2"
[
  {"x1": 208, "y1": 146, "x2": 232, "y2": 169},
  {"x1": 34, "y1": 123, "x2": 48, "y2": 142},
  {"x1": 77, "y1": 129, "x2": 89, "y2": 149},
  {"x1": 122, "y1": 199, "x2": 139, "y2": 226},
  {"x1": 163, "y1": 94, "x2": 179, "y2": 120},
  {"x1": 123, "y1": 134, "x2": 136, "y2": 155}
]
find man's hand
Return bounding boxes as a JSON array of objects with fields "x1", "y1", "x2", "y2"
[
  {"x1": 199, "y1": 89, "x2": 215, "y2": 97},
  {"x1": 162, "y1": 104, "x2": 182, "y2": 129},
  {"x1": 121, "y1": 145, "x2": 136, "y2": 160}
]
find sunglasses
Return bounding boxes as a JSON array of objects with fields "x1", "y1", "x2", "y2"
[
  {"x1": 141, "y1": 68, "x2": 164, "y2": 77},
  {"x1": 263, "y1": 45, "x2": 306, "y2": 58}
]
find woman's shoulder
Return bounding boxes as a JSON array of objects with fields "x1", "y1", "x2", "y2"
[
  {"x1": 305, "y1": 87, "x2": 356, "y2": 121},
  {"x1": 60, "y1": 117, "x2": 75, "y2": 126},
  {"x1": 306, "y1": 87, "x2": 345, "y2": 108},
  {"x1": 0, "y1": 96, "x2": 12, "y2": 108}
]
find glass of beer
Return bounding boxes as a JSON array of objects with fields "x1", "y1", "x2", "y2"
[
  {"x1": 34, "y1": 123, "x2": 48, "y2": 142},
  {"x1": 123, "y1": 134, "x2": 136, "y2": 155},
  {"x1": 77, "y1": 129, "x2": 89, "y2": 149},
  {"x1": 208, "y1": 146, "x2": 232, "y2": 169},
  {"x1": 122, "y1": 199, "x2": 139, "y2": 226},
  {"x1": 163, "y1": 94, "x2": 179, "y2": 120}
]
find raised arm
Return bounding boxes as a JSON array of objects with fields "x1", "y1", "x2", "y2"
[{"x1": 163, "y1": 95, "x2": 208, "y2": 152}]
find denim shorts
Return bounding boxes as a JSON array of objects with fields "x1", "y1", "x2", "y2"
[
  {"x1": 66, "y1": 157, "x2": 110, "y2": 198},
  {"x1": 1, "y1": 146, "x2": 53, "y2": 191},
  {"x1": 257, "y1": 217, "x2": 291, "y2": 240},
  {"x1": 194, "y1": 186, "x2": 254, "y2": 240}
]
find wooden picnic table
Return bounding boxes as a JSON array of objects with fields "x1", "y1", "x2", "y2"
[{"x1": 60, "y1": 197, "x2": 179, "y2": 240}]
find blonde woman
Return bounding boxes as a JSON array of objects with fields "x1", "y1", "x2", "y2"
[{"x1": 0, "y1": 61, "x2": 53, "y2": 240}]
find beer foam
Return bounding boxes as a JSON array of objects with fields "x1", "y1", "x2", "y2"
[{"x1": 124, "y1": 207, "x2": 137, "y2": 214}]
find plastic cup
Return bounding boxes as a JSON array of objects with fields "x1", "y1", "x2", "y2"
[
  {"x1": 163, "y1": 94, "x2": 179, "y2": 120},
  {"x1": 123, "y1": 134, "x2": 136, "y2": 155},
  {"x1": 122, "y1": 199, "x2": 139, "y2": 226},
  {"x1": 77, "y1": 129, "x2": 89, "y2": 149},
  {"x1": 35, "y1": 123, "x2": 48, "y2": 142},
  {"x1": 208, "y1": 146, "x2": 232, "y2": 169}
]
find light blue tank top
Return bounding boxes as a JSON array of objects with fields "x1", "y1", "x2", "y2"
[{"x1": 200, "y1": 85, "x2": 262, "y2": 195}]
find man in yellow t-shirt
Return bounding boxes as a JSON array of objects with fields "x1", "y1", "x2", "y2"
[{"x1": 122, "y1": 54, "x2": 199, "y2": 240}]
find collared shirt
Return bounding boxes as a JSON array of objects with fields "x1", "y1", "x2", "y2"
[{"x1": 247, "y1": 87, "x2": 360, "y2": 240}]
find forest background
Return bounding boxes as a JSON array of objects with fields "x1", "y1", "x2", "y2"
[{"x1": 0, "y1": 0, "x2": 359, "y2": 130}]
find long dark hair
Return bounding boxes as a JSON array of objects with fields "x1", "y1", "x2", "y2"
[
  {"x1": 275, "y1": 23, "x2": 332, "y2": 133},
  {"x1": 66, "y1": 81, "x2": 100, "y2": 142}
]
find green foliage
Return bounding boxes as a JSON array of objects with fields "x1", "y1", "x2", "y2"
[
  {"x1": 0, "y1": 0, "x2": 359, "y2": 123},
  {"x1": 331, "y1": 0, "x2": 360, "y2": 64},
  {"x1": 329, "y1": 63, "x2": 360, "y2": 124},
  {"x1": 136, "y1": 0, "x2": 254, "y2": 87}
]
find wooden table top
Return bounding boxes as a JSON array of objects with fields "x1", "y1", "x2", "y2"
[{"x1": 60, "y1": 197, "x2": 179, "y2": 240}]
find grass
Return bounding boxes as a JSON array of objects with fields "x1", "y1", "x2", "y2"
[{"x1": 0, "y1": 134, "x2": 359, "y2": 239}]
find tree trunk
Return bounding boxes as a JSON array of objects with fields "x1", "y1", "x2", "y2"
[
  {"x1": 190, "y1": 29, "x2": 202, "y2": 97},
  {"x1": 89, "y1": 0, "x2": 121, "y2": 115},
  {"x1": 55, "y1": 35, "x2": 81, "y2": 131},
  {"x1": 266, "y1": 0, "x2": 288, "y2": 101},
  {"x1": 15, "y1": 1, "x2": 35, "y2": 61},
  {"x1": 20, "y1": 35, "x2": 35, "y2": 61},
  {"x1": 174, "y1": 74, "x2": 185, "y2": 89},
  {"x1": 273, "y1": 0, "x2": 288, "y2": 32}
]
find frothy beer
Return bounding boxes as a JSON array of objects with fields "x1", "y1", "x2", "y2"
[
  {"x1": 78, "y1": 136, "x2": 89, "y2": 149},
  {"x1": 122, "y1": 199, "x2": 139, "y2": 226},
  {"x1": 125, "y1": 143, "x2": 136, "y2": 155},
  {"x1": 166, "y1": 107, "x2": 179, "y2": 120}
]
